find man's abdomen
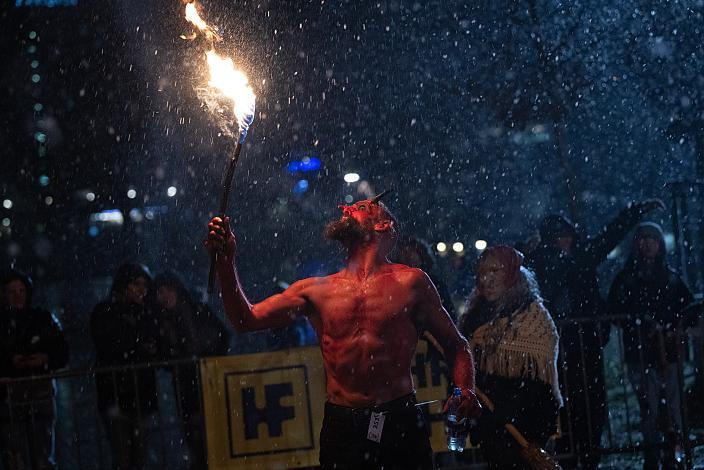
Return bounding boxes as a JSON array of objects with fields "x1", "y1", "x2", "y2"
[{"x1": 321, "y1": 333, "x2": 417, "y2": 407}]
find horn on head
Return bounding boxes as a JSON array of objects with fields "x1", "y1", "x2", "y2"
[{"x1": 370, "y1": 189, "x2": 391, "y2": 204}]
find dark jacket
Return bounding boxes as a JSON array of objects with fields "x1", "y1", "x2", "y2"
[
  {"x1": 527, "y1": 205, "x2": 645, "y2": 341},
  {"x1": 90, "y1": 301, "x2": 159, "y2": 416},
  {"x1": 0, "y1": 307, "x2": 68, "y2": 402},
  {"x1": 158, "y1": 301, "x2": 230, "y2": 360},
  {"x1": 472, "y1": 375, "x2": 559, "y2": 445},
  {"x1": 607, "y1": 264, "x2": 693, "y2": 366},
  {"x1": 156, "y1": 300, "x2": 231, "y2": 418}
]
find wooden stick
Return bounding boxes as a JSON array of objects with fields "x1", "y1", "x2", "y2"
[
  {"x1": 207, "y1": 141, "x2": 243, "y2": 293},
  {"x1": 475, "y1": 386, "x2": 563, "y2": 470}
]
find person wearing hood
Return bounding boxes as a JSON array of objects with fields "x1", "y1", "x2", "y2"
[
  {"x1": 607, "y1": 222, "x2": 693, "y2": 469},
  {"x1": 154, "y1": 270, "x2": 231, "y2": 470},
  {"x1": 459, "y1": 246, "x2": 561, "y2": 469},
  {"x1": 525, "y1": 199, "x2": 664, "y2": 469},
  {"x1": 90, "y1": 263, "x2": 160, "y2": 470},
  {"x1": 0, "y1": 269, "x2": 68, "y2": 470}
]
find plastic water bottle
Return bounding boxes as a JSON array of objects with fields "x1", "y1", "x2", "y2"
[{"x1": 446, "y1": 386, "x2": 468, "y2": 452}]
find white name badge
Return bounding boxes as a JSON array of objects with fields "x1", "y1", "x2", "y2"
[{"x1": 367, "y1": 411, "x2": 386, "y2": 443}]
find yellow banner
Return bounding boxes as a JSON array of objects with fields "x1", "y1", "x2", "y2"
[{"x1": 201, "y1": 340, "x2": 454, "y2": 469}]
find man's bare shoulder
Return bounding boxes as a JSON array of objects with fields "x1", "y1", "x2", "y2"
[
  {"x1": 290, "y1": 265, "x2": 428, "y2": 289},
  {"x1": 384, "y1": 264, "x2": 430, "y2": 281},
  {"x1": 285, "y1": 273, "x2": 345, "y2": 294}
]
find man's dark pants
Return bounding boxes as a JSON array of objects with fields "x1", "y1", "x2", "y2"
[{"x1": 319, "y1": 394, "x2": 434, "y2": 470}]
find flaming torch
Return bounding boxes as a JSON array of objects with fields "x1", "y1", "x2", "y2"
[{"x1": 182, "y1": 1, "x2": 256, "y2": 293}]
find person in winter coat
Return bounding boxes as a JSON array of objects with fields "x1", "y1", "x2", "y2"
[
  {"x1": 0, "y1": 269, "x2": 68, "y2": 470},
  {"x1": 154, "y1": 271, "x2": 231, "y2": 470},
  {"x1": 525, "y1": 199, "x2": 664, "y2": 469},
  {"x1": 90, "y1": 263, "x2": 160, "y2": 470},
  {"x1": 607, "y1": 222, "x2": 693, "y2": 469},
  {"x1": 459, "y1": 246, "x2": 561, "y2": 469}
]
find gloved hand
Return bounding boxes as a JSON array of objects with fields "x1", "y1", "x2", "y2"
[{"x1": 631, "y1": 198, "x2": 666, "y2": 214}]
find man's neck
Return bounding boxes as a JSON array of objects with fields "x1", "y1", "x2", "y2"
[{"x1": 345, "y1": 242, "x2": 389, "y2": 280}]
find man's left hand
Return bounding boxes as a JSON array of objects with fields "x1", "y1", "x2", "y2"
[{"x1": 443, "y1": 388, "x2": 482, "y2": 422}]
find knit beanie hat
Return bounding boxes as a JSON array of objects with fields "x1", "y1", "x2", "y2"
[
  {"x1": 632, "y1": 222, "x2": 667, "y2": 264},
  {"x1": 633, "y1": 222, "x2": 665, "y2": 244}
]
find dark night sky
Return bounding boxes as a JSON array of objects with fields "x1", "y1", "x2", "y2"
[{"x1": 1, "y1": 0, "x2": 703, "y2": 310}]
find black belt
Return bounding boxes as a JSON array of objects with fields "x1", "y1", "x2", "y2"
[{"x1": 325, "y1": 393, "x2": 417, "y2": 426}]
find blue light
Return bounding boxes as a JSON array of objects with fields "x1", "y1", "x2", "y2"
[
  {"x1": 38, "y1": 175, "x2": 50, "y2": 186},
  {"x1": 286, "y1": 156, "x2": 321, "y2": 174},
  {"x1": 89, "y1": 209, "x2": 124, "y2": 225},
  {"x1": 293, "y1": 179, "x2": 309, "y2": 194},
  {"x1": 299, "y1": 157, "x2": 321, "y2": 171},
  {"x1": 87, "y1": 226, "x2": 99, "y2": 237},
  {"x1": 16, "y1": 0, "x2": 78, "y2": 6}
]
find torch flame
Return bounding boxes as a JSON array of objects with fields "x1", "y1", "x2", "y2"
[
  {"x1": 184, "y1": 3, "x2": 209, "y2": 33},
  {"x1": 184, "y1": 1, "x2": 255, "y2": 141},
  {"x1": 205, "y1": 50, "x2": 256, "y2": 139}
]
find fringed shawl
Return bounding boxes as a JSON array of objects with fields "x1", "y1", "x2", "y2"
[{"x1": 469, "y1": 300, "x2": 563, "y2": 406}]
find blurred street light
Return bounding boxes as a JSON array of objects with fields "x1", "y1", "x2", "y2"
[{"x1": 344, "y1": 172, "x2": 360, "y2": 183}]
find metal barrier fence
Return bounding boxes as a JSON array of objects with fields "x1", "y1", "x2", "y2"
[
  {"x1": 0, "y1": 358, "x2": 205, "y2": 470},
  {"x1": 552, "y1": 314, "x2": 704, "y2": 470},
  {"x1": 0, "y1": 316, "x2": 702, "y2": 469}
]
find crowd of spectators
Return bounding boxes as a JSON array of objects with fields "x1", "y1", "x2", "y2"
[{"x1": 0, "y1": 197, "x2": 701, "y2": 469}]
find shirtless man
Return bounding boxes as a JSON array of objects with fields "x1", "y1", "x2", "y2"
[{"x1": 206, "y1": 194, "x2": 481, "y2": 469}]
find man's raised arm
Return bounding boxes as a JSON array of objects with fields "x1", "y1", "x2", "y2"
[
  {"x1": 413, "y1": 270, "x2": 481, "y2": 419},
  {"x1": 206, "y1": 216, "x2": 311, "y2": 332}
]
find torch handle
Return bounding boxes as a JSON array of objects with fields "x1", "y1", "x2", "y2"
[{"x1": 208, "y1": 141, "x2": 244, "y2": 294}]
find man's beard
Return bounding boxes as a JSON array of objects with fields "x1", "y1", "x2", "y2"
[{"x1": 323, "y1": 217, "x2": 371, "y2": 248}]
